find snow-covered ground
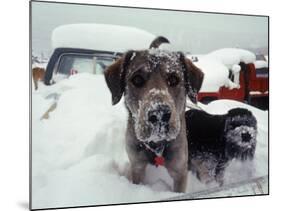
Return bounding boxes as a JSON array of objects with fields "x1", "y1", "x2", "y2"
[{"x1": 32, "y1": 73, "x2": 268, "y2": 209}]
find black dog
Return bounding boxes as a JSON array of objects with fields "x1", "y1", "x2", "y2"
[{"x1": 186, "y1": 108, "x2": 257, "y2": 185}]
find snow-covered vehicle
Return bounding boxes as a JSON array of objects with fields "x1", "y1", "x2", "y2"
[
  {"x1": 44, "y1": 24, "x2": 156, "y2": 85},
  {"x1": 190, "y1": 49, "x2": 269, "y2": 110}
]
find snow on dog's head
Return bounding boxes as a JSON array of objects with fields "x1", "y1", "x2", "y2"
[{"x1": 104, "y1": 49, "x2": 204, "y2": 143}]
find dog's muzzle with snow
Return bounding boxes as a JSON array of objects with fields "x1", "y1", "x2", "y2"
[
  {"x1": 134, "y1": 89, "x2": 181, "y2": 143},
  {"x1": 224, "y1": 108, "x2": 257, "y2": 161}
]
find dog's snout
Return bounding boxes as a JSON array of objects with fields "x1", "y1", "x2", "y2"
[
  {"x1": 241, "y1": 132, "x2": 251, "y2": 143},
  {"x1": 148, "y1": 113, "x2": 158, "y2": 124},
  {"x1": 162, "y1": 112, "x2": 171, "y2": 122},
  {"x1": 148, "y1": 105, "x2": 171, "y2": 124}
]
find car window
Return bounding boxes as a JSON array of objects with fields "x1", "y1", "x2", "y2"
[
  {"x1": 95, "y1": 59, "x2": 114, "y2": 74},
  {"x1": 57, "y1": 54, "x2": 93, "y2": 75},
  {"x1": 53, "y1": 54, "x2": 114, "y2": 83},
  {"x1": 72, "y1": 56, "x2": 94, "y2": 74}
]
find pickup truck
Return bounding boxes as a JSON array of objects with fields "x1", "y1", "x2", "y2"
[{"x1": 189, "y1": 49, "x2": 269, "y2": 110}]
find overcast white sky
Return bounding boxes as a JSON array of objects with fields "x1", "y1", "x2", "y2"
[{"x1": 32, "y1": 1, "x2": 268, "y2": 56}]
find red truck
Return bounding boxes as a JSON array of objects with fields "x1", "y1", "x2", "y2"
[{"x1": 190, "y1": 49, "x2": 268, "y2": 110}]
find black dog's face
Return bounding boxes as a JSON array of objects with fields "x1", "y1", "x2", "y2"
[
  {"x1": 104, "y1": 49, "x2": 204, "y2": 143},
  {"x1": 224, "y1": 112, "x2": 257, "y2": 160}
]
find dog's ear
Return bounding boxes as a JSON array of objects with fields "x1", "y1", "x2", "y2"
[
  {"x1": 179, "y1": 53, "x2": 204, "y2": 103},
  {"x1": 104, "y1": 51, "x2": 134, "y2": 105},
  {"x1": 149, "y1": 36, "x2": 170, "y2": 49}
]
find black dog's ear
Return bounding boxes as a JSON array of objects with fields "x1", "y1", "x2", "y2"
[
  {"x1": 104, "y1": 51, "x2": 134, "y2": 105},
  {"x1": 179, "y1": 53, "x2": 204, "y2": 103}
]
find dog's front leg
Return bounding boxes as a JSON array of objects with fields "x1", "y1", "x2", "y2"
[
  {"x1": 131, "y1": 163, "x2": 146, "y2": 184},
  {"x1": 166, "y1": 153, "x2": 188, "y2": 193},
  {"x1": 215, "y1": 160, "x2": 229, "y2": 186},
  {"x1": 168, "y1": 168, "x2": 188, "y2": 193}
]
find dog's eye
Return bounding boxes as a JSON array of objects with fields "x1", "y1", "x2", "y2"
[
  {"x1": 167, "y1": 74, "x2": 180, "y2": 87},
  {"x1": 131, "y1": 75, "x2": 145, "y2": 87}
]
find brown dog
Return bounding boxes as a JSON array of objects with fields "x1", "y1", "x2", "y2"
[
  {"x1": 32, "y1": 67, "x2": 45, "y2": 90},
  {"x1": 104, "y1": 37, "x2": 204, "y2": 192}
]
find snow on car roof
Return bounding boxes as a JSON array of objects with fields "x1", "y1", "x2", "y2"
[
  {"x1": 207, "y1": 48, "x2": 256, "y2": 69},
  {"x1": 52, "y1": 24, "x2": 156, "y2": 53}
]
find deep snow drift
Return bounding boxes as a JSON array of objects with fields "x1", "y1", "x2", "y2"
[{"x1": 32, "y1": 73, "x2": 268, "y2": 209}]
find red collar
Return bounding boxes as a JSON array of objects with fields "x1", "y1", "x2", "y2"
[{"x1": 138, "y1": 141, "x2": 169, "y2": 167}]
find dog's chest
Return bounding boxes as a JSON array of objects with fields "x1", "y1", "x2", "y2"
[
  {"x1": 136, "y1": 141, "x2": 174, "y2": 166},
  {"x1": 144, "y1": 164, "x2": 174, "y2": 191}
]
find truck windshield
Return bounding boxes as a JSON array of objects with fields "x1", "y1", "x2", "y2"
[{"x1": 56, "y1": 54, "x2": 114, "y2": 76}]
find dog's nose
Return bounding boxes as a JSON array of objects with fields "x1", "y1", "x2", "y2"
[
  {"x1": 241, "y1": 132, "x2": 251, "y2": 143},
  {"x1": 148, "y1": 105, "x2": 171, "y2": 124}
]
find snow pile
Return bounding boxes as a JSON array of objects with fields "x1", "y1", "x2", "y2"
[
  {"x1": 254, "y1": 60, "x2": 268, "y2": 69},
  {"x1": 32, "y1": 73, "x2": 178, "y2": 209},
  {"x1": 188, "y1": 48, "x2": 257, "y2": 92},
  {"x1": 231, "y1": 64, "x2": 241, "y2": 73},
  {"x1": 190, "y1": 56, "x2": 230, "y2": 92},
  {"x1": 224, "y1": 80, "x2": 240, "y2": 90},
  {"x1": 32, "y1": 93, "x2": 54, "y2": 121},
  {"x1": 207, "y1": 48, "x2": 256, "y2": 69},
  {"x1": 32, "y1": 62, "x2": 48, "y2": 69},
  {"x1": 52, "y1": 24, "x2": 156, "y2": 53},
  {"x1": 32, "y1": 74, "x2": 268, "y2": 209}
]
